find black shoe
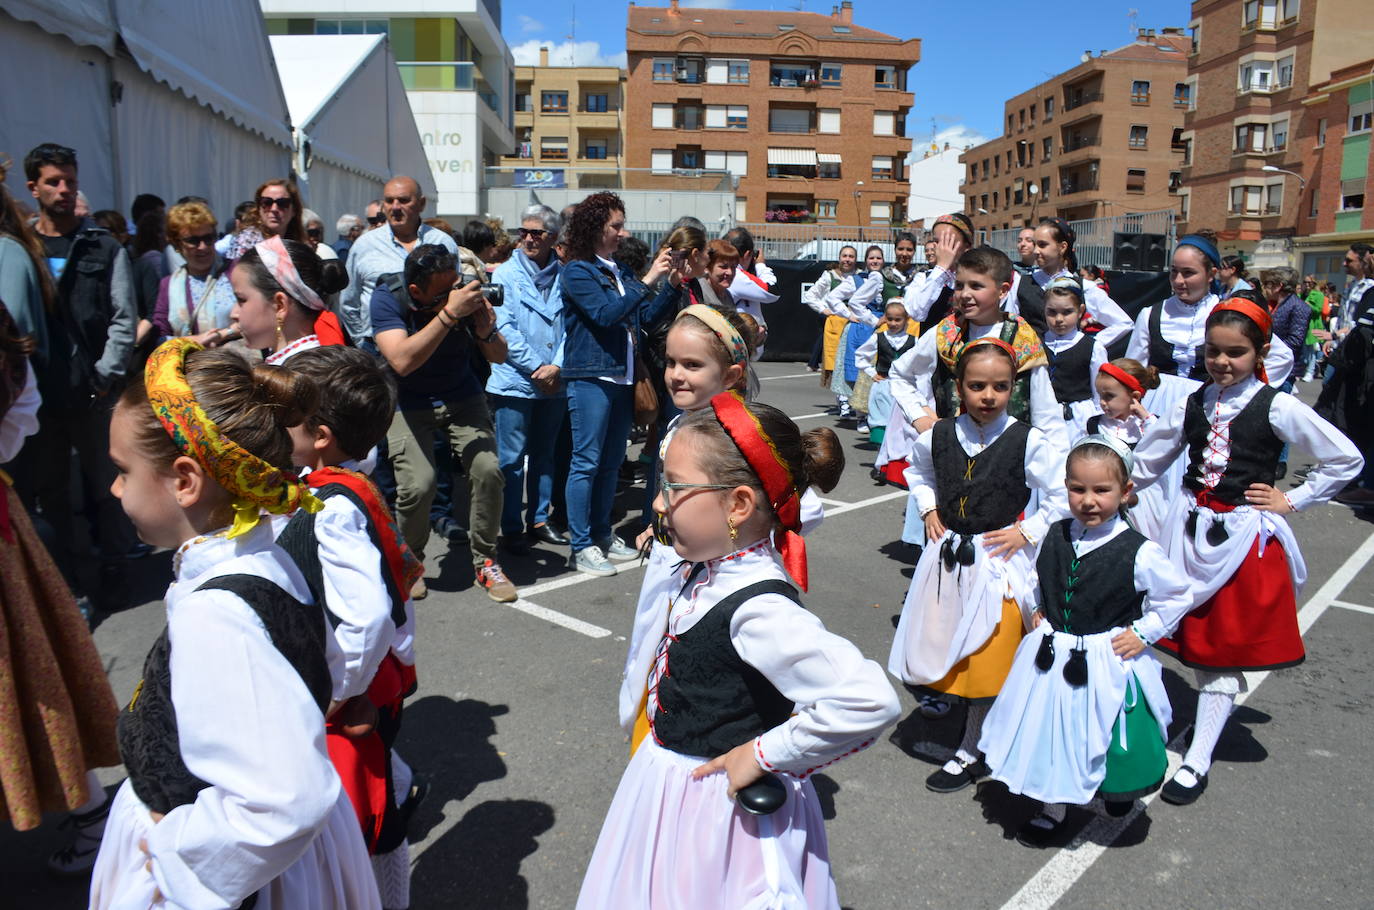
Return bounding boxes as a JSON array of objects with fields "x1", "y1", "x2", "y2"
[
  {"x1": 1160, "y1": 765, "x2": 1208, "y2": 806},
  {"x1": 528, "y1": 523, "x2": 569, "y2": 546},
  {"x1": 434, "y1": 517, "x2": 468, "y2": 544},
  {"x1": 869, "y1": 467, "x2": 886, "y2": 484},
  {"x1": 1015, "y1": 813, "x2": 1063, "y2": 848},
  {"x1": 499, "y1": 533, "x2": 531, "y2": 555},
  {"x1": 925, "y1": 758, "x2": 988, "y2": 794}
]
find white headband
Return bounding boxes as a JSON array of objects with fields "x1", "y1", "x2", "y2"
[
  {"x1": 1071, "y1": 433, "x2": 1134, "y2": 475},
  {"x1": 254, "y1": 236, "x2": 324, "y2": 311}
]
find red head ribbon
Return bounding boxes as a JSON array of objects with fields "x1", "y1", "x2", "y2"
[
  {"x1": 959, "y1": 336, "x2": 1018, "y2": 363},
  {"x1": 1211, "y1": 298, "x2": 1273, "y2": 382},
  {"x1": 1098, "y1": 362, "x2": 1145, "y2": 398},
  {"x1": 709, "y1": 390, "x2": 808, "y2": 591}
]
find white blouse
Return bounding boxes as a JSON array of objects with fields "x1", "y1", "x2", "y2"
[
  {"x1": 1033, "y1": 267, "x2": 1133, "y2": 348},
  {"x1": 0, "y1": 361, "x2": 39, "y2": 463},
  {"x1": 802, "y1": 269, "x2": 850, "y2": 317},
  {"x1": 1131, "y1": 375, "x2": 1364, "y2": 511},
  {"x1": 1124, "y1": 294, "x2": 1296, "y2": 387},
  {"x1": 854, "y1": 328, "x2": 912, "y2": 377},
  {"x1": 907, "y1": 411, "x2": 1069, "y2": 544},
  {"x1": 901, "y1": 265, "x2": 953, "y2": 322},
  {"x1": 147, "y1": 524, "x2": 345, "y2": 905},
  {"x1": 648, "y1": 540, "x2": 899, "y2": 776},
  {"x1": 1025, "y1": 516, "x2": 1191, "y2": 644},
  {"x1": 1092, "y1": 412, "x2": 1153, "y2": 447}
]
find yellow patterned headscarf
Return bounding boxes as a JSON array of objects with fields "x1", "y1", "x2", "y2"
[{"x1": 144, "y1": 338, "x2": 322, "y2": 538}]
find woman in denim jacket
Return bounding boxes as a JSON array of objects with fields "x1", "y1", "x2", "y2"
[{"x1": 559, "y1": 192, "x2": 689, "y2": 576}]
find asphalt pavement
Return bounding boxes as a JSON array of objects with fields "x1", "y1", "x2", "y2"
[{"x1": 7, "y1": 360, "x2": 1374, "y2": 909}]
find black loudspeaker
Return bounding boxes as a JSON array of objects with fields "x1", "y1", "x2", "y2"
[{"x1": 1112, "y1": 232, "x2": 1168, "y2": 271}]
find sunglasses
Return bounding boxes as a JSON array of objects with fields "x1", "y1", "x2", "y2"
[
  {"x1": 518, "y1": 228, "x2": 548, "y2": 239},
  {"x1": 258, "y1": 196, "x2": 293, "y2": 210},
  {"x1": 307, "y1": 228, "x2": 324, "y2": 239},
  {"x1": 181, "y1": 232, "x2": 216, "y2": 248},
  {"x1": 367, "y1": 214, "x2": 386, "y2": 225}
]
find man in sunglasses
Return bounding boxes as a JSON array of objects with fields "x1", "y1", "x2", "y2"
[
  {"x1": 487, "y1": 204, "x2": 570, "y2": 552},
  {"x1": 342, "y1": 177, "x2": 457, "y2": 348},
  {"x1": 365, "y1": 199, "x2": 385, "y2": 230}
]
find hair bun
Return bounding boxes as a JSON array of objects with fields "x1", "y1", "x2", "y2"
[
  {"x1": 800, "y1": 427, "x2": 844, "y2": 493},
  {"x1": 249, "y1": 361, "x2": 319, "y2": 428}
]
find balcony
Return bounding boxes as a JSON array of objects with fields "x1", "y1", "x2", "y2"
[
  {"x1": 1058, "y1": 176, "x2": 1100, "y2": 197},
  {"x1": 769, "y1": 62, "x2": 820, "y2": 89},
  {"x1": 1063, "y1": 91, "x2": 1103, "y2": 112},
  {"x1": 1059, "y1": 136, "x2": 1100, "y2": 161}
]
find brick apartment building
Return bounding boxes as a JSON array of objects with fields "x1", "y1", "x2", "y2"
[
  {"x1": 1178, "y1": 0, "x2": 1370, "y2": 263},
  {"x1": 960, "y1": 30, "x2": 1191, "y2": 238},
  {"x1": 1292, "y1": 60, "x2": 1374, "y2": 284},
  {"x1": 624, "y1": 1, "x2": 919, "y2": 226},
  {"x1": 500, "y1": 47, "x2": 626, "y2": 170}
]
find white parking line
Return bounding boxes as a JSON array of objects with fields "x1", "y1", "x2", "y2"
[
  {"x1": 791, "y1": 411, "x2": 829, "y2": 421},
  {"x1": 761, "y1": 372, "x2": 820, "y2": 381},
  {"x1": 507, "y1": 598, "x2": 613, "y2": 638},
  {"x1": 1331, "y1": 599, "x2": 1374, "y2": 617},
  {"x1": 999, "y1": 527, "x2": 1374, "y2": 910}
]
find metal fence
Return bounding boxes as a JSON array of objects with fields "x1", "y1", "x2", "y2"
[
  {"x1": 624, "y1": 221, "x2": 915, "y2": 262},
  {"x1": 984, "y1": 209, "x2": 1177, "y2": 270}
]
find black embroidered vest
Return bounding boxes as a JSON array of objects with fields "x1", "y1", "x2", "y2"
[
  {"x1": 1182, "y1": 384, "x2": 1283, "y2": 505},
  {"x1": 874, "y1": 332, "x2": 915, "y2": 376},
  {"x1": 117, "y1": 575, "x2": 331, "y2": 816},
  {"x1": 1036, "y1": 520, "x2": 1147, "y2": 635},
  {"x1": 1046, "y1": 335, "x2": 1095, "y2": 404},
  {"x1": 1148, "y1": 302, "x2": 1208, "y2": 380},
  {"x1": 930, "y1": 418, "x2": 1031, "y2": 535},
  {"x1": 652, "y1": 580, "x2": 800, "y2": 758}
]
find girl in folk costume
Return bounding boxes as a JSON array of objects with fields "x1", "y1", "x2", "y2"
[
  {"x1": 277, "y1": 346, "x2": 425, "y2": 910},
  {"x1": 900, "y1": 213, "x2": 974, "y2": 326},
  {"x1": 90, "y1": 340, "x2": 379, "y2": 909},
  {"x1": 1029, "y1": 218, "x2": 1132, "y2": 348},
  {"x1": 624, "y1": 306, "x2": 827, "y2": 752},
  {"x1": 825, "y1": 245, "x2": 889, "y2": 421},
  {"x1": 231, "y1": 236, "x2": 333, "y2": 365},
  {"x1": 1041, "y1": 276, "x2": 1109, "y2": 435},
  {"x1": 979, "y1": 436, "x2": 1191, "y2": 848},
  {"x1": 0, "y1": 302, "x2": 122, "y2": 867},
  {"x1": 803, "y1": 244, "x2": 858, "y2": 387},
  {"x1": 883, "y1": 231, "x2": 922, "y2": 299},
  {"x1": 854, "y1": 301, "x2": 917, "y2": 442},
  {"x1": 582, "y1": 395, "x2": 898, "y2": 909},
  {"x1": 886, "y1": 247, "x2": 1069, "y2": 552},
  {"x1": 1086, "y1": 358, "x2": 1170, "y2": 539},
  {"x1": 1131, "y1": 299, "x2": 1362, "y2": 806},
  {"x1": 888, "y1": 340, "x2": 1069, "y2": 793}
]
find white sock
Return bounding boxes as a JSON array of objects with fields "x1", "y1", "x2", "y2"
[
  {"x1": 1181, "y1": 672, "x2": 1242, "y2": 781},
  {"x1": 73, "y1": 770, "x2": 107, "y2": 816}
]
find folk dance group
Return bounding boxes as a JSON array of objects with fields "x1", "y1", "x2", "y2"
[{"x1": 0, "y1": 216, "x2": 1360, "y2": 908}]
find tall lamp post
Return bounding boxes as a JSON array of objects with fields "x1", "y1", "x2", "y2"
[{"x1": 1262, "y1": 164, "x2": 1307, "y2": 207}]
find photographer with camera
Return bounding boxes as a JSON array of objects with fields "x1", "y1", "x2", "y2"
[{"x1": 371, "y1": 243, "x2": 518, "y2": 603}]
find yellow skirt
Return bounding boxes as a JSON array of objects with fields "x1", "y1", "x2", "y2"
[
  {"x1": 821, "y1": 315, "x2": 848, "y2": 371},
  {"x1": 923, "y1": 597, "x2": 1025, "y2": 704},
  {"x1": 630, "y1": 699, "x2": 652, "y2": 757}
]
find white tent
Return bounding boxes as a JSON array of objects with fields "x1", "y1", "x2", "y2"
[
  {"x1": 270, "y1": 34, "x2": 430, "y2": 232},
  {"x1": 0, "y1": 0, "x2": 292, "y2": 226}
]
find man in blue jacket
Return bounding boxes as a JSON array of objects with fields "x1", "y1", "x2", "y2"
[{"x1": 488, "y1": 205, "x2": 568, "y2": 553}]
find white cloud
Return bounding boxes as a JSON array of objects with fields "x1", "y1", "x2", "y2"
[
  {"x1": 905, "y1": 125, "x2": 989, "y2": 166},
  {"x1": 517, "y1": 14, "x2": 543, "y2": 34},
  {"x1": 510, "y1": 39, "x2": 626, "y2": 68}
]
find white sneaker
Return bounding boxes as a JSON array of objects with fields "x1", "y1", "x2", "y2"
[
  {"x1": 857, "y1": 421, "x2": 870, "y2": 434},
  {"x1": 599, "y1": 535, "x2": 638, "y2": 560},
  {"x1": 571, "y1": 545, "x2": 617, "y2": 577}
]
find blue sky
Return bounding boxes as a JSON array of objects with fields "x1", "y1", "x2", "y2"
[{"x1": 504, "y1": 0, "x2": 1190, "y2": 149}]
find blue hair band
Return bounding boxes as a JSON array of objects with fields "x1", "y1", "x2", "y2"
[{"x1": 1176, "y1": 234, "x2": 1220, "y2": 267}]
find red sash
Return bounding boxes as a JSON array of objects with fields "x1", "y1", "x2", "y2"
[{"x1": 307, "y1": 466, "x2": 424, "y2": 600}]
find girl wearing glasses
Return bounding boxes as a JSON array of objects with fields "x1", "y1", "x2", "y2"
[
  {"x1": 152, "y1": 202, "x2": 237, "y2": 346},
  {"x1": 888, "y1": 339, "x2": 1067, "y2": 795},
  {"x1": 580, "y1": 394, "x2": 897, "y2": 910}
]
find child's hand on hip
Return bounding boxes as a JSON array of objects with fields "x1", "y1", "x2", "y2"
[
  {"x1": 1244, "y1": 483, "x2": 1292, "y2": 513},
  {"x1": 923, "y1": 510, "x2": 947, "y2": 542},
  {"x1": 1111, "y1": 628, "x2": 1146, "y2": 659},
  {"x1": 983, "y1": 526, "x2": 1028, "y2": 560},
  {"x1": 692, "y1": 741, "x2": 766, "y2": 798}
]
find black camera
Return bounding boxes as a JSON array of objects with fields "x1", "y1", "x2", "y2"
[{"x1": 461, "y1": 270, "x2": 504, "y2": 307}]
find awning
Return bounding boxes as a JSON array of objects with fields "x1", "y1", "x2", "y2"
[
  {"x1": 817, "y1": 152, "x2": 842, "y2": 164},
  {"x1": 1, "y1": 0, "x2": 117, "y2": 53},
  {"x1": 768, "y1": 147, "x2": 818, "y2": 166}
]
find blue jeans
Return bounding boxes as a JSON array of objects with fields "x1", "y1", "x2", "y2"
[
  {"x1": 566, "y1": 379, "x2": 634, "y2": 552},
  {"x1": 492, "y1": 395, "x2": 567, "y2": 535}
]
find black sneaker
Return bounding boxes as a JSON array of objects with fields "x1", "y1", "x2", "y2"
[
  {"x1": 1015, "y1": 813, "x2": 1063, "y2": 848},
  {"x1": 925, "y1": 757, "x2": 988, "y2": 793},
  {"x1": 47, "y1": 796, "x2": 111, "y2": 877}
]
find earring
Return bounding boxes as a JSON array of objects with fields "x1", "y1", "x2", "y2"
[
  {"x1": 727, "y1": 517, "x2": 738, "y2": 542},
  {"x1": 275, "y1": 317, "x2": 285, "y2": 348}
]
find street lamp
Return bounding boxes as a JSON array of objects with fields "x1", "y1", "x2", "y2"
[
  {"x1": 1262, "y1": 165, "x2": 1307, "y2": 192},
  {"x1": 1028, "y1": 183, "x2": 1040, "y2": 220}
]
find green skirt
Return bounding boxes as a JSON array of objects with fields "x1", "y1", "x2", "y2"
[{"x1": 1099, "y1": 671, "x2": 1168, "y2": 801}]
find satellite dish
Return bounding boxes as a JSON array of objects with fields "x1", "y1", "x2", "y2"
[{"x1": 1081, "y1": 51, "x2": 1091, "y2": 62}]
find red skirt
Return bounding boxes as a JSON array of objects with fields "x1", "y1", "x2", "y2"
[
  {"x1": 882, "y1": 458, "x2": 910, "y2": 488},
  {"x1": 1157, "y1": 534, "x2": 1303, "y2": 672}
]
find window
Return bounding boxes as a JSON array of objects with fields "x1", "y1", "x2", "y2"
[
  {"x1": 1239, "y1": 61, "x2": 1274, "y2": 93},
  {"x1": 870, "y1": 201, "x2": 892, "y2": 223},
  {"x1": 584, "y1": 138, "x2": 608, "y2": 160},
  {"x1": 1351, "y1": 101, "x2": 1374, "y2": 134},
  {"x1": 1169, "y1": 171, "x2": 1182, "y2": 192},
  {"x1": 874, "y1": 65, "x2": 896, "y2": 89},
  {"x1": 677, "y1": 149, "x2": 700, "y2": 169},
  {"x1": 1030, "y1": 103, "x2": 1037, "y2": 123},
  {"x1": 819, "y1": 161, "x2": 840, "y2": 179},
  {"x1": 1317, "y1": 117, "x2": 1328, "y2": 147},
  {"x1": 1019, "y1": 109, "x2": 1026, "y2": 128},
  {"x1": 676, "y1": 105, "x2": 703, "y2": 131},
  {"x1": 705, "y1": 59, "x2": 728, "y2": 84},
  {"x1": 1310, "y1": 186, "x2": 1319, "y2": 217},
  {"x1": 541, "y1": 91, "x2": 568, "y2": 113},
  {"x1": 1042, "y1": 136, "x2": 1052, "y2": 161},
  {"x1": 1265, "y1": 183, "x2": 1284, "y2": 214},
  {"x1": 1281, "y1": 0, "x2": 1300, "y2": 22},
  {"x1": 1277, "y1": 55, "x2": 1294, "y2": 89},
  {"x1": 705, "y1": 105, "x2": 726, "y2": 129},
  {"x1": 1271, "y1": 118, "x2": 1289, "y2": 151},
  {"x1": 585, "y1": 93, "x2": 609, "y2": 113},
  {"x1": 820, "y1": 63, "x2": 842, "y2": 86},
  {"x1": 653, "y1": 58, "x2": 675, "y2": 82},
  {"x1": 1129, "y1": 125, "x2": 1149, "y2": 149},
  {"x1": 1006, "y1": 150, "x2": 1013, "y2": 170},
  {"x1": 314, "y1": 18, "x2": 388, "y2": 34},
  {"x1": 704, "y1": 151, "x2": 748, "y2": 177},
  {"x1": 1181, "y1": 137, "x2": 1193, "y2": 166},
  {"x1": 817, "y1": 199, "x2": 838, "y2": 219},
  {"x1": 1131, "y1": 80, "x2": 1151, "y2": 103},
  {"x1": 872, "y1": 156, "x2": 894, "y2": 180},
  {"x1": 873, "y1": 111, "x2": 895, "y2": 136},
  {"x1": 1174, "y1": 82, "x2": 1191, "y2": 106},
  {"x1": 818, "y1": 109, "x2": 840, "y2": 134},
  {"x1": 1243, "y1": 0, "x2": 1279, "y2": 29},
  {"x1": 540, "y1": 137, "x2": 568, "y2": 160},
  {"x1": 729, "y1": 60, "x2": 750, "y2": 84},
  {"x1": 1188, "y1": 21, "x2": 1200, "y2": 54},
  {"x1": 1231, "y1": 184, "x2": 1263, "y2": 214},
  {"x1": 1341, "y1": 178, "x2": 1366, "y2": 211},
  {"x1": 1127, "y1": 169, "x2": 1146, "y2": 193},
  {"x1": 735, "y1": 197, "x2": 747, "y2": 222},
  {"x1": 514, "y1": 92, "x2": 531, "y2": 112},
  {"x1": 1235, "y1": 122, "x2": 1268, "y2": 152},
  {"x1": 982, "y1": 159, "x2": 990, "y2": 179},
  {"x1": 1179, "y1": 188, "x2": 1190, "y2": 219},
  {"x1": 980, "y1": 193, "x2": 989, "y2": 212},
  {"x1": 651, "y1": 149, "x2": 673, "y2": 173},
  {"x1": 1044, "y1": 97, "x2": 1054, "y2": 120},
  {"x1": 652, "y1": 104, "x2": 673, "y2": 129},
  {"x1": 1008, "y1": 114, "x2": 1015, "y2": 135},
  {"x1": 770, "y1": 107, "x2": 810, "y2": 133},
  {"x1": 1041, "y1": 177, "x2": 1051, "y2": 200}
]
